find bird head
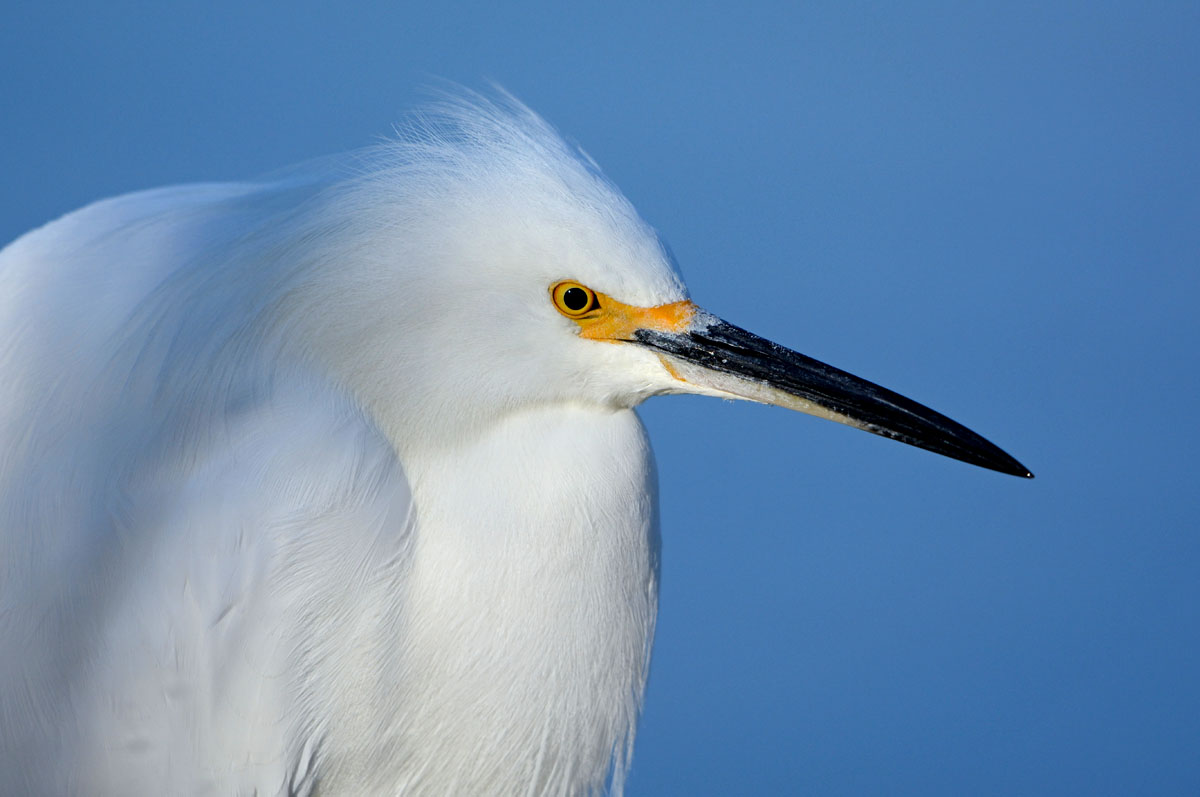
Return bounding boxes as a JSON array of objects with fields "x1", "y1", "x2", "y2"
[{"x1": 287, "y1": 90, "x2": 1028, "y2": 477}]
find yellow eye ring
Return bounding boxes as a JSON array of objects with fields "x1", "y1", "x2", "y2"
[{"x1": 550, "y1": 281, "x2": 600, "y2": 318}]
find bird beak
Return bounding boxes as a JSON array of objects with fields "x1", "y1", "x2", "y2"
[{"x1": 630, "y1": 305, "x2": 1032, "y2": 478}]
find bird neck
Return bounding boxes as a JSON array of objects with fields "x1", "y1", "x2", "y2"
[{"x1": 327, "y1": 405, "x2": 660, "y2": 795}]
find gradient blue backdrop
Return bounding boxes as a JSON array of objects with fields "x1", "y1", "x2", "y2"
[{"x1": 3, "y1": 2, "x2": 1196, "y2": 794}]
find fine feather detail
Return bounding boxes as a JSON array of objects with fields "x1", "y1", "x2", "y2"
[{"x1": 0, "y1": 88, "x2": 675, "y2": 795}]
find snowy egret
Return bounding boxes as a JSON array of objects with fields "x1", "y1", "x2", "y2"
[{"x1": 0, "y1": 91, "x2": 1030, "y2": 795}]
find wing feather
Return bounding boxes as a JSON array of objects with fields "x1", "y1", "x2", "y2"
[{"x1": 0, "y1": 189, "x2": 415, "y2": 795}]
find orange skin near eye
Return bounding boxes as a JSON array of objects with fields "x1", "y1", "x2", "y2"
[
  {"x1": 550, "y1": 282, "x2": 696, "y2": 343},
  {"x1": 578, "y1": 293, "x2": 696, "y2": 341}
]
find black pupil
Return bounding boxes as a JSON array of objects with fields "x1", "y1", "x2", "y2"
[{"x1": 562, "y1": 287, "x2": 589, "y2": 312}]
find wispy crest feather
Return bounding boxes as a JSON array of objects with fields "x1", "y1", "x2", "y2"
[{"x1": 0, "y1": 87, "x2": 669, "y2": 795}]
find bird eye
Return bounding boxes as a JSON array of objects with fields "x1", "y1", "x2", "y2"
[{"x1": 551, "y1": 281, "x2": 599, "y2": 317}]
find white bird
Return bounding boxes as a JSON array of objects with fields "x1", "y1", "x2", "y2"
[{"x1": 0, "y1": 90, "x2": 1030, "y2": 796}]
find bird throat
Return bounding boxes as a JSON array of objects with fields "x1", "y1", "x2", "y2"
[{"x1": 333, "y1": 406, "x2": 660, "y2": 794}]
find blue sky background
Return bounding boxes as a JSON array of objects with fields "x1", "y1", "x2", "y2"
[{"x1": 2, "y1": 2, "x2": 1197, "y2": 794}]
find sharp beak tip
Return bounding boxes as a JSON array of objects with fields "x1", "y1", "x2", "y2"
[
  {"x1": 1000, "y1": 457, "x2": 1035, "y2": 480},
  {"x1": 637, "y1": 314, "x2": 1035, "y2": 480},
  {"x1": 973, "y1": 451, "x2": 1034, "y2": 479}
]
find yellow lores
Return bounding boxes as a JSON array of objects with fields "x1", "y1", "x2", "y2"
[{"x1": 550, "y1": 280, "x2": 696, "y2": 342}]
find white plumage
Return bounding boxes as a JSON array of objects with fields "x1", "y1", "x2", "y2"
[
  {"x1": 1, "y1": 94, "x2": 669, "y2": 795},
  {"x1": 0, "y1": 90, "x2": 1028, "y2": 795}
]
